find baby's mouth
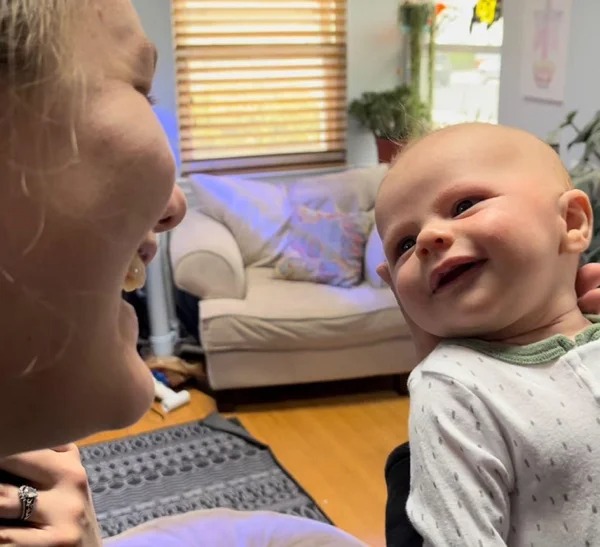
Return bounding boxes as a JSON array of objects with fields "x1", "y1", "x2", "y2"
[
  {"x1": 432, "y1": 259, "x2": 487, "y2": 293},
  {"x1": 122, "y1": 253, "x2": 146, "y2": 293}
]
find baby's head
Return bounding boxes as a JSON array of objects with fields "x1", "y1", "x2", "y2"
[{"x1": 375, "y1": 122, "x2": 592, "y2": 341}]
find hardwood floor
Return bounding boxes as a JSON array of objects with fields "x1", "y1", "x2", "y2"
[{"x1": 79, "y1": 388, "x2": 410, "y2": 547}]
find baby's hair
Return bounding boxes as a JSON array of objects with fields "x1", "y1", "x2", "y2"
[
  {"x1": 540, "y1": 136, "x2": 574, "y2": 191},
  {"x1": 387, "y1": 121, "x2": 456, "y2": 169},
  {"x1": 387, "y1": 124, "x2": 574, "y2": 191}
]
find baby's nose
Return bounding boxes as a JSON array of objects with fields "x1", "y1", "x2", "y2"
[{"x1": 416, "y1": 227, "x2": 453, "y2": 258}]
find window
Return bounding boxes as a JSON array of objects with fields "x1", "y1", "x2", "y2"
[
  {"x1": 432, "y1": 0, "x2": 503, "y2": 126},
  {"x1": 172, "y1": 0, "x2": 347, "y2": 174}
]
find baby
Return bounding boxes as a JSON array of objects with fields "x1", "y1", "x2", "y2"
[{"x1": 375, "y1": 123, "x2": 600, "y2": 546}]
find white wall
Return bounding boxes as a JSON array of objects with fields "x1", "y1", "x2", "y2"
[
  {"x1": 347, "y1": 0, "x2": 403, "y2": 165},
  {"x1": 132, "y1": 0, "x2": 180, "y2": 166},
  {"x1": 132, "y1": 0, "x2": 404, "y2": 170},
  {"x1": 498, "y1": 0, "x2": 600, "y2": 167}
]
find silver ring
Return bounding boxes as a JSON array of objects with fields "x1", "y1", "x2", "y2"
[{"x1": 18, "y1": 485, "x2": 38, "y2": 521}]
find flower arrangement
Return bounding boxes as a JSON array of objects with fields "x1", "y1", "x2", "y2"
[
  {"x1": 399, "y1": 0, "x2": 434, "y2": 100},
  {"x1": 398, "y1": 1, "x2": 447, "y2": 118}
]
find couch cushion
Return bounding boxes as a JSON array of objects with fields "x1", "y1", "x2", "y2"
[
  {"x1": 273, "y1": 207, "x2": 372, "y2": 288},
  {"x1": 200, "y1": 267, "x2": 407, "y2": 352},
  {"x1": 189, "y1": 173, "x2": 290, "y2": 267},
  {"x1": 288, "y1": 164, "x2": 389, "y2": 213}
]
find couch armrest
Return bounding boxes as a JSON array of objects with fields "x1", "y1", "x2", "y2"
[{"x1": 170, "y1": 209, "x2": 246, "y2": 300}]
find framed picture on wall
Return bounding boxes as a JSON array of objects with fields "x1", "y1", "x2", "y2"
[{"x1": 520, "y1": 0, "x2": 573, "y2": 103}]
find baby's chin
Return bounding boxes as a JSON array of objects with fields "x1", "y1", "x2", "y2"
[{"x1": 429, "y1": 321, "x2": 497, "y2": 340}]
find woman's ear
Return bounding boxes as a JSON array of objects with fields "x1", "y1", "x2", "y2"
[{"x1": 559, "y1": 189, "x2": 593, "y2": 254}]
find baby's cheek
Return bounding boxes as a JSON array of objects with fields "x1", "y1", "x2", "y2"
[{"x1": 396, "y1": 267, "x2": 424, "y2": 308}]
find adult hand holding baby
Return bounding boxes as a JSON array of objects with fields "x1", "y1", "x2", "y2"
[{"x1": 576, "y1": 262, "x2": 600, "y2": 314}]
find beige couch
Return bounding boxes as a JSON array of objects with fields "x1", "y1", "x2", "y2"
[{"x1": 170, "y1": 165, "x2": 416, "y2": 393}]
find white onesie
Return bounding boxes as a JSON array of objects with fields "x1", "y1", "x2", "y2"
[{"x1": 406, "y1": 320, "x2": 600, "y2": 546}]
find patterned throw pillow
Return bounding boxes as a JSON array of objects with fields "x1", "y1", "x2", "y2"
[{"x1": 273, "y1": 206, "x2": 373, "y2": 287}]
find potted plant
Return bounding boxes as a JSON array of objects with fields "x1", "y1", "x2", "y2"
[{"x1": 348, "y1": 85, "x2": 429, "y2": 162}]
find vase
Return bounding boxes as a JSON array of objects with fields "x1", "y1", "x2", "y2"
[{"x1": 376, "y1": 137, "x2": 407, "y2": 163}]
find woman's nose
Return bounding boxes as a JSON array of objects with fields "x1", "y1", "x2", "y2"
[
  {"x1": 154, "y1": 184, "x2": 187, "y2": 233},
  {"x1": 416, "y1": 225, "x2": 454, "y2": 258}
]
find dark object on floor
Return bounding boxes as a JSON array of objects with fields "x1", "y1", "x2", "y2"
[
  {"x1": 385, "y1": 442, "x2": 422, "y2": 547},
  {"x1": 80, "y1": 413, "x2": 331, "y2": 538},
  {"x1": 175, "y1": 288, "x2": 201, "y2": 346},
  {"x1": 213, "y1": 374, "x2": 409, "y2": 412},
  {"x1": 122, "y1": 289, "x2": 150, "y2": 341},
  {"x1": 146, "y1": 355, "x2": 206, "y2": 389},
  {"x1": 124, "y1": 285, "x2": 202, "y2": 357}
]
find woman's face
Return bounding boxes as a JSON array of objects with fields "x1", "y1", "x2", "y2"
[{"x1": 0, "y1": 0, "x2": 186, "y2": 453}]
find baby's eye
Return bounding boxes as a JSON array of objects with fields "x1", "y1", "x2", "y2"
[
  {"x1": 398, "y1": 237, "x2": 416, "y2": 257},
  {"x1": 453, "y1": 198, "x2": 479, "y2": 217}
]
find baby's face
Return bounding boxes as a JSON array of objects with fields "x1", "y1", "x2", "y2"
[{"x1": 376, "y1": 123, "x2": 583, "y2": 339}]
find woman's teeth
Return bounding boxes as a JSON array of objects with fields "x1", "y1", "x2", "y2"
[{"x1": 123, "y1": 253, "x2": 146, "y2": 292}]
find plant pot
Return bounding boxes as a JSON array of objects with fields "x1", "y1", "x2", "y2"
[{"x1": 376, "y1": 137, "x2": 407, "y2": 163}]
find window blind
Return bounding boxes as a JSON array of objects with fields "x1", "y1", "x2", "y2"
[{"x1": 172, "y1": 0, "x2": 347, "y2": 174}]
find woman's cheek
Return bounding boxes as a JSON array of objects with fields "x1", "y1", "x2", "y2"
[
  {"x1": 85, "y1": 109, "x2": 175, "y2": 239},
  {"x1": 113, "y1": 112, "x2": 177, "y2": 227}
]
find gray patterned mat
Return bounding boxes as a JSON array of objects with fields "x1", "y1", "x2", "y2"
[{"x1": 80, "y1": 413, "x2": 331, "y2": 538}]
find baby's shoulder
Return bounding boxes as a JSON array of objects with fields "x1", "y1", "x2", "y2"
[
  {"x1": 421, "y1": 341, "x2": 493, "y2": 371},
  {"x1": 409, "y1": 341, "x2": 504, "y2": 389}
]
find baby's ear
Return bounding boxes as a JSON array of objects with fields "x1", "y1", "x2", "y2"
[
  {"x1": 376, "y1": 262, "x2": 393, "y2": 288},
  {"x1": 559, "y1": 189, "x2": 593, "y2": 254},
  {"x1": 377, "y1": 262, "x2": 404, "y2": 307}
]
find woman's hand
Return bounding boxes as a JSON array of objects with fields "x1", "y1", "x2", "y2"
[
  {"x1": 576, "y1": 262, "x2": 600, "y2": 314},
  {"x1": 376, "y1": 262, "x2": 442, "y2": 362},
  {"x1": 0, "y1": 444, "x2": 102, "y2": 547},
  {"x1": 400, "y1": 308, "x2": 441, "y2": 363}
]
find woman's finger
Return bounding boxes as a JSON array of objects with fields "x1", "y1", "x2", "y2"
[
  {"x1": 578, "y1": 289, "x2": 600, "y2": 314},
  {"x1": 575, "y1": 263, "x2": 600, "y2": 297},
  {"x1": 0, "y1": 525, "x2": 75, "y2": 547},
  {"x1": 0, "y1": 483, "x2": 23, "y2": 521},
  {"x1": 50, "y1": 444, "x2": 76, "y2": 454},
  {"x1": 0, "y1": 447, "x2": 80, "y2": 486},
  {"x1": 0, "y1": 453, "x2": 54, "y2": 487}
]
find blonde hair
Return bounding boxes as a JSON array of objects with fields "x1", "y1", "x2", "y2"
[
  {"x1": 0, "y1": 0, "x2": 89, "y2": 174},
  {"x1": 0, "y1": 1, "x2": 86, "y2": 118}
]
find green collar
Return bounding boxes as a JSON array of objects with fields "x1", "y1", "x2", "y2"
[{"x1": 450, "y1": 315, "x2": 600, "y2": 365}]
